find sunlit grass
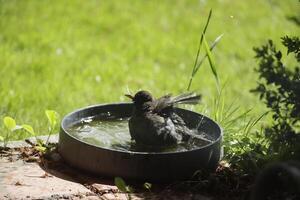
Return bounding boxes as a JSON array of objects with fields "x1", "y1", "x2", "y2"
[{"x1": 0, "y1": 0, "x2": 298, "y2": 139}]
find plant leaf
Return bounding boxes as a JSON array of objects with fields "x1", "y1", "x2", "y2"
[
  {"x1": 45, "y1": 110, "x2": 59, "y2": 129},
  {"x1": 35, "y1": 145, "x2": 46, "y2": 153},
  {"x1": 3, "y1": 116, "x2": 16, "y2": 131},
  {"x1": 126, "y1": 186, "x2": 134, "y2": 193},
  {"x1": 0, "y1": 135, "x2": 4, "y2": 141},
  {"x1": 114, "y1": 177, "x2": 128, "y2": 193},
  {"x1": 203, "y1": 35, "x2": 220, "y2": 88},
  {"x1": 210, "y1": 34, "x2": 224, "y2": 50},
  {"x1": 143, "y1": 182, "x2": 152, "y2": 191},
  {"x1": 37, "y1": 138, "x2": 45, "y2": 146},
  {"x1": 22, "y1": 124, "x2": 35, "y2": 136}
]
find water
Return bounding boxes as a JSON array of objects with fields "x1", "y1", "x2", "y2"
[{"x1": 67, "y1": 117, "x2": 213, "y2": 153}]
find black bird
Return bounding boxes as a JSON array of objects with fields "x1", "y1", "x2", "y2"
[{"x1": 125, "y1": 90, "x2": 202, "y2": 146}]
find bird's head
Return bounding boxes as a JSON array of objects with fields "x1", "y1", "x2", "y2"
[{"x1": 125, "y1": 90, "x2": 154, "y2": 106}]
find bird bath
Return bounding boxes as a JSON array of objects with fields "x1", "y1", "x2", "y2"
[{"x1": 59, "y1": 103, "x2": 222, "y2": 182}]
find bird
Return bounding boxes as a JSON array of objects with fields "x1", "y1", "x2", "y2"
[{"x1": 125, "y1": 90, "x2": 203, "y2": 146}]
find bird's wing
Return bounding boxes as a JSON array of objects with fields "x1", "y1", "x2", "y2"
[
  {"x1": 152, "y1": 94, "x2": 173, "y2": 114},
  {"x1": 152, "y1": 92, "x2": 201, "y2": 114},
  {"x1": 171, "y1": 92, "x2": 201, "y2": 105},
  {"x1": 146, "y1": 113, "x2": 180, "y2": 145}
]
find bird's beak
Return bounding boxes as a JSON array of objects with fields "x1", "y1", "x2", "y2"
[{"x1": 125, "y1": 94, "x2": 134, "y2": 100}]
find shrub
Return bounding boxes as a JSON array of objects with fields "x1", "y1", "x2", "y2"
[{"x1": 252, "y1": 36, "x2": 300, "y2": 161}]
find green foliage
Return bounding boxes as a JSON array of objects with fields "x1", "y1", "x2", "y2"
[
  {"x1": 3, "y1": 117, "x2": 16, "y2": 131},
  {"x1": 223, "y1": 112, "x2": 269, "y2": 174},
  {"x1": 114, "y1": 177, "x2": 127, "y2": 192},
  {"x1": 34, "y1": 140, "x2": 47, "y2": 153},
  {"x1": 114, "y1": 177, "x2": 133, "y2": 193},
  {"x1": 206, "y1": 83, "x2": 272, "y2": 175},
  {"x1": 114, "y1": 177, "x2": 133, "y2": 200},
  {"x1": 22, "y1": 110, "x2": 58, "y2": 153},
  {"x1": 22, "y1": 124, "x2": 35, "y2": 136},
  {"x1": 222, "y1": 35, "x2": 300, "y2": 174},
  {"x1": 1, "y1": 116, "x2": 21, "y2": 148},
  {"x1": 45, "y1": 110, "x2": 59, "y2": 144},
  {"x1": 45, "y1": 110, "x2": 59, "y2": 131},
  {"x1": 21, "y1": 110, "x2": 59, "y2": 143},
  {"x1": 0, "y1": 110, "x2": 59, "y2": 153},
  {"x1": 21, "y1": 124, "x2": 47, "y2": 153},
  {"x1": 252, "y1": 36, "x2": 300, "y2": 161},
  {"x1": 220, "y1": 35, "x2": 299, "y2": 174},
  {"x1": 281, "y1": 36, "x2": 300, "y2": 61}
]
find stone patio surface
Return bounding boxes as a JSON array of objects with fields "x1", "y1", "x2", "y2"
[{"x1": 0, "y1": 136, "x2": 211, "y2": 200}]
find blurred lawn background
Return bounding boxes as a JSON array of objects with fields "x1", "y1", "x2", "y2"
[{"x1": 0, "y1": 0, "x2": 299, "y2": 139}]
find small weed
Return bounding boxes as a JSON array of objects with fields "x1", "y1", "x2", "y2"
[
  {"x1": 114, "y1": 177, "x2": 134, "y2": 200},
  {"x1": 1, "y1": 116, "x2": 22, "y2": 148},
  {"x1": 21, "y1": 109, "x2": 59, "y2": 154},
  {"x1": 45, "y1": 110, "x2": 59, "y2": 145}
]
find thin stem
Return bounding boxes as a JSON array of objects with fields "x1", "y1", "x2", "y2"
[
  {"x1": 4, "y1": 131, "x2": 10, "y2": 148},
  {"x1": 46, "y1": 127, "x2": 53, "y2": 145},
  {"x1": 187, "y1": 9, "x2": 212, "y2": 91}
]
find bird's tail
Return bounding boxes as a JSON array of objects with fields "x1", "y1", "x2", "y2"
[{"x1": 171, "y1": 92, "x2": 201, "y2": 105}]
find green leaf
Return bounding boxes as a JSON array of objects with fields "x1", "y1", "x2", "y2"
[
  {"x1": 143, "y1": 182, "x2": 152, "y2": 191},
  {"x1": 35, "y1": 145, "x2": 46, "y2": 153},
  {"x1": 0, "y1": 135, "x2": 4, "y2": 141},
  {"x1": 203, "y1": 34, "x2": 220, "y2": 87},
  {"x1": 45, "y1": 110, "x2": 59, "y2": 129},
  {"x1": 22, "y1": 124, "x2": 35, "y2": 136},
  {"x1": 114, "y1": 177, "x2": 128, "y2": 193},
  {"x1": 37, "y1": 138, "x2": 45, "y2": 146},
  {"x1": 3, "y1": 116, "x2": 16, "y2": 131}
]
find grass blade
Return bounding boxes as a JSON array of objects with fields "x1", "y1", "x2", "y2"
[
  {"x1": 187, "y1": 9, "x2": 212, "y2": 91},
  {"x1": 245, "y1": 111, "x2": 269, "y2": 137},
  {"x1": 203, "y1": 34, "x2": 220, "y2": 90},
  {"x1": 190, "y1": 34, "x2": 223, "y2": 81}
]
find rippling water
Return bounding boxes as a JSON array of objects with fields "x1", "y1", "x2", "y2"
[{"x1": 67, "y1": 117, "x2": 213, "y2": 153}]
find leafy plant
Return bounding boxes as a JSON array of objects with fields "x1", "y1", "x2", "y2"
[
  {"x1": 22, "y1": 124, "x2": 35, "y2": 136},
  {"x1": 224, "y1": 112, "x2": 269, "y2": 174},
  {"x1": 1, "y1": 116, "x2": 22, "y2": 148},
  {"x1": 219, "y1": 35, "x2": 299, "y2": 174},
  {"x1": 114, "y1": 177, "x2": 133, "y2": 200},
  {"x1": 22, "y1": 124, "x2": 47, "y2": 153},
  {"x1": 45, "y1": 110, "x2": 59, "y2": 144},
  {"x1": 21, "y1": 109, "x2": 59, "y2": 153},
  {"x1": 252, "y1": 36, "x2": 300, "y2": 161}
]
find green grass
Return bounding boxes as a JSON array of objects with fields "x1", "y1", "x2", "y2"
[{"x1": 0, "y1": 0, "x2": 299, "y2": 140}]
